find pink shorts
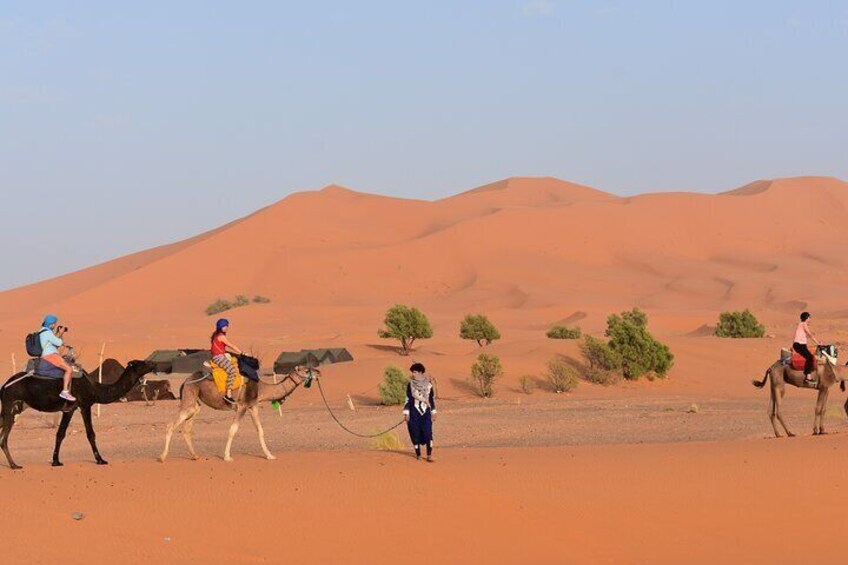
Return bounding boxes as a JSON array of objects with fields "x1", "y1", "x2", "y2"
[{"x1": 42, "y1": 353, "x2": 71, "y2": 372}]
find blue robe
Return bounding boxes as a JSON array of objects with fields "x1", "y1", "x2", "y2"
[{"x1": 403, "y1": 381, "x2": 435, "y2": 445}]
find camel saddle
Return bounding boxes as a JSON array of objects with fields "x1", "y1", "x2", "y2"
[
  {"x1": 26, "y1": 358, "x2": 85, "y2": 379},
  {"x1": 790, "y1": 351, "x2": 817, "y2": 372},
  {"x1": 208, "y1": 354, "x2": 244, "y2": 393}
]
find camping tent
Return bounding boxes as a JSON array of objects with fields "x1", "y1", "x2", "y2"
[{"x1": 273, "y1": 348, "x2": 353, "y2": 375}]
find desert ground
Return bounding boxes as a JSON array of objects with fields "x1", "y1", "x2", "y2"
[{"x1": 3, "y1": 176, "x2": 848, "y2": 563}]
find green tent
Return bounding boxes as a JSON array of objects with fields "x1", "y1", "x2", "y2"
[{"x1": 273, "y1": 348, "x2": 353, "y2": 374}]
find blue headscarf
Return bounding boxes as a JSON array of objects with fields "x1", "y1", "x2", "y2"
[
  {"x1": 43, "y1": 314, "x2": 58, "y2": 328},
  {"x1": 216, "y1": 318, "x2": 230, "y2": 332}
]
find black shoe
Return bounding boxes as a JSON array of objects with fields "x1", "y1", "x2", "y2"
[{"x1": 223, "y1": 395, "x2": 236, "y2": 405}]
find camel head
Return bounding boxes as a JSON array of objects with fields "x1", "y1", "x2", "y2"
[
  {"x1": 124, "y1": 360, "x2": 157, "y2": 387},
  {"x1": 816, "y1": 344, "x2": 838, "y2": 367},
  {"x1": 292, "y1": 365, "x2": 320, "y2": 388}
]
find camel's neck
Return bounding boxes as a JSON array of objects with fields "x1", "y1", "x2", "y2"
[
  {"x1": 92, "y1": 369, "x2": 143, "y2": 403},
  {"x1": 261, "y1": 377, "x2": 301, "y2": 401}
]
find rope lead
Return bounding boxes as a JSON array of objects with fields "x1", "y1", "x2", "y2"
[{"x1": 315, "y1": 377, "x2": 405, "y2": 439}]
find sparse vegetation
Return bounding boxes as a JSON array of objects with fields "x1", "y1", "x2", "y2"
[
  {"x1": 252, "y1": 295, "x2": 272, "y2": 304},
  {"x1": 371, "y1": 431, "x2": 405, "y2": 451},
  {"x1": 519, "y1": 375, "x2": 536, "y2": 394},
  {"x1": 546, "y1": 326, "x2": 582, "y2": 340},
  {"x1": 205, "y1": 294, "x2": 262, "y2": 315},
  {"x1": 546, "y1": 357, "x2": 580, "y2": 393},
  {"x1": 378, "y1": 365, "x2": 408, "y2": 405},
  {"x1": 378, "y1": 305, "x2": 433, "y2": 355},
  {"x1": 605, "y1": 308, "x2": 674, "y2": 380},
  {"x1": 460, "y1": 314, "x2": 501, "y2": 346},
  {"x1": 715, "y1": 309, "x2": 766, "y2": 338},
  {"x1": 582, "y1": 367, "x2": 620, "y2": 386},
  {"x1": 470, "y1": 353, "x2": 502, "y2": 398}
]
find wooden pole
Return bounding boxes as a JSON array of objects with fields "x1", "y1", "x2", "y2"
[
  {"x1": 11, "y1": 352, "x2": 16, "y2": 375},
  {"x1": 96, "y1": 343, "x2": 106, "y2": 417}
]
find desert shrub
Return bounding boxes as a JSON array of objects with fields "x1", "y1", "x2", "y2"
[
  {"x1": 583, "y1": 367, "x2": 621, "y2": 386},
  {"x1": 205, "y1": 299, "x2": 233, "y2": 316},
  {"x1": 252, "y1": 295, "x2": 272, "y2": 304},
  {"x1": 519, "y1": 375, "x2": 536, "y2": 394},
  {"x1": 470, "y1": 353, "x2": 502, "y2": 398},
  {"x1": 579, "y1": 335, "x2": 621, "y2": 371},
  {"x1": 546, "y1": 326, "x2": 582, "y2": 340},
  {"x1": 204, "y1": 294, "x2": 257, "y2": 315},
  {"x1": 378, "y1": 365, "x2": 408, "y2": 405},
  {"x1": 546, "y1": 357, "x2": 580, "y2": 393},
  {"x1": 460, "y1": 314, "x2": 501, "y2": 346},
  {"x1": 605, "y1": 308, "x2": 674, "y2": 380},
  {"x1": 715, "y1": 309, "x2": 765, "y2": 338},
  {"x1": 378, "y1": 305, "x2": 433, "y2": 355},
  {"x1": 371, "y1": 430, "x2": 405, "y2": 451}
]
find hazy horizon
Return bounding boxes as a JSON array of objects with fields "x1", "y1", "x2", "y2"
[{"x1": 2, "y1": 0, "x2": 847, "y2": 290}]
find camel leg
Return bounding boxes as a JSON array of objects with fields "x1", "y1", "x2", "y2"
[
  {"x1": 159, "y1": 406, "x2": 195, "y2": 463},
  {"x1": 181, "y1": 405, "x2": 200, "y2": 460},
  {"x1": 767, "y1": 391, "x2": 781, "y2": 438},
  {"x1": 814, "y1": 388, "x2": 829, "y2": 435},
  {"x1": 248, "y1": 405, "x2": 276, "y2": 460},
  {"x1": 223, "y1": 407, "x2": 248, "y2": 462},
  {"x1": 0, "y1": 402, "x2": 21, "y2": 470},
  {"x1": 51, "y1": 411, "x2": 74, "y2": 467},
  {"x1": 80, "y1": 405, "x2": 107, "y2": 465},
  {"x1": 844, "y1": 395, "x2": 848, "y2": 420},
  {"x1": 774, "y1": 386, "x2": 794, "y2": 437}
]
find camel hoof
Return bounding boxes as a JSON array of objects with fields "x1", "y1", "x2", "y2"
[
  {"x1": 10, "y1": 464, "x2": 22, "y2": 470},
  {"x1": 266, "y1": 454, "x2": 277, "y2": 461},
  {"x1": 52, "y1": 461, "x2": 63, "y2": 467},
  {"x1": 787, "y1": 432, "x2": 796, "y2": 437},
  {"x1": 223, "y1": 456, "x2": 234, "y2": 463},
  {"x1": 96, "y1": 459, "x2": 109, "y2": 465},
  {"x1": 157, "y1": 456, "x2": 166, "y2": 463},
  {"x1": 190, "y1": 455, "x2": 199, "y2": 461}
]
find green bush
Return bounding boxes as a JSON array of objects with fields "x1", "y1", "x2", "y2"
[
  {"x1": 546, "y1": 326, "x2": 582, "y2": 340},
  {"x1": 234, "y1": 295, "x2": 250, "y2": 307},
  {"x1": 546, "y1": 357, "x2": 579, "y2": 393},
  {"x1": 460, "y1": 314, "x2": 501, "y2": 346},
  {"x1": 519, "y1": 375, "x2": 536, "y2": 394},
  {"x1": 252, "y1": 295, "x2": 272, "y2": 304},
  {"x1": 605, "y1": 308, "x2": 674, "y2": 380},
  {"x1": 371, "y1": 430, "x2": 405, "y2": 451},
  {"x1": 715, "y1": 309, "x2": 765, "y2": 338},
  {"x1": 378, "y1": 365, "x2": 408, "y2": 405},
  {"x1": 470, "y1": 353, "x2": 502, "y2": 398},
  {"x1": 579, "y1": 335, "x2": 621, "y2": 371},
  {"x1": 378, "y1": 305, "x2": 433, "y2": 355}
]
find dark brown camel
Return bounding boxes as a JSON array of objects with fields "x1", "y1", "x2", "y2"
[
  {"x1": 0, "y1": 359, "x2": 155, "y2": 469},
  {"x1": 752, "y1": 347, "x2": 847, "y2": 437},
  {"x1": 159, "y1": 355, "x2": 315, "y2": 462}
]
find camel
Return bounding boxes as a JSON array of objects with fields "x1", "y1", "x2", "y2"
[
  {"x1": 752, "y1": 345, "x2": 846, "y2": 437},
  {"x1": 159, "y1": 355, "x2": 316, "y2": 462},
  {"x1": 0, "y1": 359, "x2": 155, "y2": 469}
]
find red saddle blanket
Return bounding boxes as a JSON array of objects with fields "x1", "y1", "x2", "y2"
[{"x1": 791, "y1": 351, "x2": 817, "y2": 372}]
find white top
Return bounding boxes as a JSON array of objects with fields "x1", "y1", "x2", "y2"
[{"x1": 794, "y1": 322, "x2": 809, "y2": 345}]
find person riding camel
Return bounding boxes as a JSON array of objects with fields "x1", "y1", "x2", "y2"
[
  {"x1": 39, "y1": 314, "x2": 76, "y2": 402},
  {"x1": 210, "y1": 318, "x2": 243, "y2": 404},
  {"x1": 793, "y1": 311, "x2": 820, "y2": 385}
]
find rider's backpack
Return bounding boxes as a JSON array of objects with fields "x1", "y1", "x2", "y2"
[{"x1": 25, "y1": 329, "x2": 47, "y2": 357}]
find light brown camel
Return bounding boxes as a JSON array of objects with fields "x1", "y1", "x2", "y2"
[
  {"x1": 752, "y1": 346, "x2": 846, "y2": 437},
  {"x1": 159, "y1": 358, "x2": 316, "y2": 462}
]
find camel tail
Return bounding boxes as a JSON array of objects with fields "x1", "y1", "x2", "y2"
[
  {"x1": 841, "y1": 381, "x2": 846, "y2": 393},
  {"x1": 752, "y1": 368, "x2": 770, "y2": 389}
]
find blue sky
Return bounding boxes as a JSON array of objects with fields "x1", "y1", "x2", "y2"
[{"x1": 1, "y1": 1, "x2": 847, "y2": 290}]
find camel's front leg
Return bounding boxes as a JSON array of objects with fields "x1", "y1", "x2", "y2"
[
  {"x1": 223, "y1": 407, "x2": 248, "y2": 462},
  {"x1": 160, "y1": 407, "x2": 194, "y2": 463},
  {"x1": 182, "y1": 408, "x2": 200, "y2": 460},
  {"x1": 248, "y1": 406, "x2": 276, "y2": 460},
  {"x1": 80, "y1": 405, "x2": 107, "y2": 465}
]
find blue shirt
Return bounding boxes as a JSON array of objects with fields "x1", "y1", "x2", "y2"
[{"x1": 39, "y1": 328, "x2": 63, "y2": 357}]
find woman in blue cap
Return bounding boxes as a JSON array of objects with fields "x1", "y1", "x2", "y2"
[
  {"x1": 211, "y1": 318, "x2": 244, "y2": 403},
  {"x1": 39, "y1": 314, "x2": 76, "y2": 402}
]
